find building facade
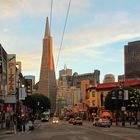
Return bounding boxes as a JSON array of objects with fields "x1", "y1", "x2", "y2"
[
  {"x1": 0, "y1": 44, "x2": 7, "y2": 127},
  {"x1": 57, "y1": 68, "x2": 100, "y2": 116},
  {"x1": 125, "y1": 41, "x2": 140, "y2": 80},
  {"x1": 72, "y1": 70, "x2": 100, "y2": 88},
  {"x1": 86, "y1": 80, "x2": 140, "y2": 116}
]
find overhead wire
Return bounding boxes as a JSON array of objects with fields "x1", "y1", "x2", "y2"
[
  {"x1": 56, "y1": 0, "x2": 71, "y2": 71},
  {"x1": 50, "y1": 0, "x2": 53, "y2": 33}
]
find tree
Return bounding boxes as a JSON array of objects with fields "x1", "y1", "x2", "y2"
[
  {"x1": 26, "y1": 93, "x2": 51, "y2": 114},
  {"x1": 104, "y1": 89, "x2": 123, "y2": 112},
  {"x1": 105, "y1": 87, "x2": 140, "y2": 112}
]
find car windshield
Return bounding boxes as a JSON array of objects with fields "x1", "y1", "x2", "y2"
[
  {"x1": 76, "y1": 118, "x2": 81, "y2": 120},
  {"x1": 53, "y1": 117, "x2": 58, "y2": 121}
]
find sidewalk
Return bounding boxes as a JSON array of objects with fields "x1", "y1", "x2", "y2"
[
  {"x1": 0, "y1": 128, "x2": 15, "y2": 135},
  {"x1": 112, "y1": 122, "x2": 138, "y2": 129},
  {"x1": 0, "y1": 120, "x2": 41, "y2": 136},
  {"x1": 83, "y1": 121, "x2": 138, "y2": 129}
]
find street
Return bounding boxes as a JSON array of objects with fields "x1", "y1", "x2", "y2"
[{"x1": 0, "y1": 120, "x2": 140, "y2": 140}]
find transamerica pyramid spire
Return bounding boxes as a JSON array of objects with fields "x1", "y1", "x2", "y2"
[{"x1": 44, "y1": 17, "x2": 50, "y2": 38}]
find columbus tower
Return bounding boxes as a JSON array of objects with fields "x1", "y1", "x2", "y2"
[{"x1": 38, "y1": 17, "x2": 57, "y2": 113}]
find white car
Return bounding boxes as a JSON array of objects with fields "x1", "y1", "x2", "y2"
[{"x1": 52, "y1": 117, "x2": 59, "y2": 124}]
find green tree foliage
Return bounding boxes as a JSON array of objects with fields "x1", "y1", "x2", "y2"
[
  {"x1": 104, "y1": 89, "x2": 123, "y2": 111},
  {"x1": 26, "y1": 93, "x2": 51, "y2": 114},
  {"x1": 105, "y1": 87, "x2": 140, "y2": 112}
]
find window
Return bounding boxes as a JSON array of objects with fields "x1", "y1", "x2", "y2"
[{"x1": 92, "y1": 91, "x2": 95, "y2": 97}]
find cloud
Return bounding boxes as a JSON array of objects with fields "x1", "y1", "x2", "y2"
[
  {"x1": 59, "y1": 11, "x2": 140, "y2": 54},
  {"x1": 0, "y1": 0, "x2": 92, "y2": 19},
  {"x1": 3, "y1": 28, "x2": 9, "y2": 33},
  {"x1": 52, "y1": 11, "x2": 140, "y2": 71},
  {"x1": 1, "y1": 0, "x2": 140, "y2": 81}
]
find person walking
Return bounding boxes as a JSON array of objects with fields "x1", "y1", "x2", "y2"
[
  {"x1": 129, "y1": 117, "x2": 132, "y2": 125},
  {"x1": 6, "y1": 116, "x2": 10, "y2": 129},
  {"x1": 21, "y1": 116, "x2": 26, "y2": 133}
]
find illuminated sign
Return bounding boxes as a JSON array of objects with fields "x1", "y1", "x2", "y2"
[{"x1": 7, "y1": 54, "x2": 16, "y2": 94}]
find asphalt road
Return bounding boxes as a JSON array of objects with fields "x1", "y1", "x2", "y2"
[{"x1": 1, "y1": 120, "x2": 140, "y2": 140}]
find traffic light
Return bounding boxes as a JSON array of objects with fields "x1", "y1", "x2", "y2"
[{"x1": 25, "y1": 79, "x2": 32, "y2": 96}]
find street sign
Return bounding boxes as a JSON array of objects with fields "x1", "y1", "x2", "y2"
[
  {"x1": 118, "y1": 90, "x2": 123, "y2": 100},
  {"x1": 121, "y1": 106, "x2": 126, "y2": 111},
  {"x1": 111, "y1": 91, "x2": 116, "y2": 99},
  {"x1": 124, "y1": 90, "x2": 128, "y2": 100}
]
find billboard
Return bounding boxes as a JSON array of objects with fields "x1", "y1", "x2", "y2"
[{"x1": 7, "y1": 54, "x2": 16, "y2": 95}]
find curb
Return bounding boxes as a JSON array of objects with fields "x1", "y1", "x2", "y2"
[
  {"x1": 0, "y1": 130, "x2": 14, "y2": 135},
  {"x1": 112, "y1": 125, "x2": 137, "y2": 129}
]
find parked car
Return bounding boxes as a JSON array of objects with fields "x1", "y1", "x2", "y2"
[
  {"x1": 52, "y1": 117, "x2": 59, "y2": 124},
  {"x1": 41, "y1": 112, "x2": 49, "y2": 122},
  {"x1": 73, "y1": 117, "x2": 83, "y2": 125},
  {"x1": 93, "y1": 117, "x2": 100, "y2": 126},
  {"x1": 93, "y1": 117, "x2": 111, "y2": 127},
  {"x1": 69, "y1": 118, "x2": 75, "y2": 124},
  {"x1": 63, "y1": 116, "x2": 70, "y2": 121}
]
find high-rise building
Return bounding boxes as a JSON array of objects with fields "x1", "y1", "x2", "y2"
[
  {"x1": 118, "y1": 75, "x2": 125, "y2": 82},
  {"x1": 72, "y1": 70, "x2": 100, "y2": 88},
  {"x1": 0, "y1": 44, "x2": 7, "y2": 114},
  {"x1": 38, "y1": 17, "x2": 57, "y2": 113},
  {"x1": 124, "y1": 41, "x2": 140, "y2": 80},
  {"x1": 58, "y1": 66, "x2": 72, "y2": 87},
  {"x1": 59, "y1": 65, "x2": 72, "y2": 77}
]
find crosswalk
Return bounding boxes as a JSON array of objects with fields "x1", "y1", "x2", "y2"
[{"x1": 0, "y1": 130, "x2": 32, "y2": 139}]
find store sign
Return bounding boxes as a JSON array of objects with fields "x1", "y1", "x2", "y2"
[
  {"x1": 124, "y1": 90, "x2": 129, "y2": 100},
  {"x1": 4, "y1": 95, "x2": 16, "y2": 103},
  {"x1": 7, "y1": 54, "x2": 16, "y2": 95},
  {"x1": 121, "y1": 106, "x2": 126, "y2": 111},
  {"x1": 118, "y1": 90, "x2": 123, "y2": 100}
]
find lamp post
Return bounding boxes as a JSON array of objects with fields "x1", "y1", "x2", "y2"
[{"x1": 37, "y1": 101, "x2": 40, "y2": 117}]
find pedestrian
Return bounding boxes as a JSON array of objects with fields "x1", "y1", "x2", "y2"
[
  {"x1": 6, "y1": 116, "x2": 10, "y2": 129},
  {"x1": 21, "y1": 116, "x2": 26, "y2": 133},
  {"x1": 129, "y1": 117, "x2": 132, "y2": 126}
]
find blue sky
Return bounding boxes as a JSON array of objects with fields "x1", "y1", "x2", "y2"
[{"x1": 0, "y1": 0, "x2": 140, "y2": 83}]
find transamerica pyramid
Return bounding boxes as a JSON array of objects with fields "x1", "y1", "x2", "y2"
[{"x1": 38, "y1": 17, "x2": 57, "y2": 114}]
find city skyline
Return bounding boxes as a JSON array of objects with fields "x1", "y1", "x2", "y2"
[{"x1": 1, "y1": 0, "x2": 140, "y2": 82}]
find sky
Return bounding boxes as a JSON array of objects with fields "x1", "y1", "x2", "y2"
[{"x1": 0, "y1": 0, "x2": 140, "y2": 83}]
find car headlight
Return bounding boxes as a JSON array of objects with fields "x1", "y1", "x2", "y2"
[{"x1": 56, "y1": 120, "x2": 58, "y2": 123}]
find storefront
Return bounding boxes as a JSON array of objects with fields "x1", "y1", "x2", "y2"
[{"x1": 0, "y1": 99, "x2": 5, "y2": 128}]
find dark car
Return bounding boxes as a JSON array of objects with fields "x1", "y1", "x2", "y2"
[
  {"x1": 63, "y1": 116, "x2": 70, "y2": 121},
  {"x1": 69, "y1": 118, "x2": 75, "y2": 124},
  {"x1": 93, "y1": 117, "x2": 111, "y2": 127},
  {"x1": 73, "y1": 117, "x2": 83, "y2": 125}
]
